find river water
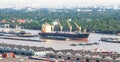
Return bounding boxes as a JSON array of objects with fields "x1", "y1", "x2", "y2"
[{"x1": 0, "y1": 28, "x2": 120, "y2": 53}]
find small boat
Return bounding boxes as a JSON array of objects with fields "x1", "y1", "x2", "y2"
[
  {"x1": 78, "y1": 43, "x2": 93, "y2": 46},
  {"x1": 17, "y1": 32, "x2": 38, "y2": 37},
  {"x1": 92, "y1": 42, "x2": 99, "y2": 45},
  {"x1": 70, "y1": 43, "x2": 76, "y2": 46},
  {"x1": 85, "y1": 43, "x2": 92, "y2": 45}
]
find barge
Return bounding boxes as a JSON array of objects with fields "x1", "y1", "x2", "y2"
[{"x1": 101, "y1": 37, "x2": 120, "y2": 43}]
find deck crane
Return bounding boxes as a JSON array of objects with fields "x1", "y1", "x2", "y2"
[
  {"x1": 52, "y1": 20, "x2": 58, "y2": 32},
  {"x1": 74, "y1": 22, "x2": 81, "y2": 33},
  {"x1": 51, "y1": 25, "x2": 54, "y2": 32},
  {"x1": 67, "y1": 21, "x2": 72, "y2": 33},
  {"x1": 56, "y1": 19, "x2": 63, "y2": 32}
]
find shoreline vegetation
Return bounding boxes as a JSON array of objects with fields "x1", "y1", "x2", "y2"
[{"x1": 0, "y1": 8, "x2": 120, "y2": 34}]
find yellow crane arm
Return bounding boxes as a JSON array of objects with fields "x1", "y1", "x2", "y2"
[
  {"x1": 57, "y1": 20, "x2": 63, "y2": 32},
  {"x1": 74, "y1": 22, "x2": 81, "y2": 33},
  {"x1": 67, "y1": 21, "x2": 72, "y2": 32},
  {"x1": 74, "y1": 22, "x2": 79, "y2": 28}
]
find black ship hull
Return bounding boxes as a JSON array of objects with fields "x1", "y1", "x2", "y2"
[{"x1": 39, "y1": 32, "x2": 89, "y2": 41}]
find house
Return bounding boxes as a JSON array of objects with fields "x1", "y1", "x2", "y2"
[{"x1": 33, "y1": 47, "x2": 55, "y2": 57}]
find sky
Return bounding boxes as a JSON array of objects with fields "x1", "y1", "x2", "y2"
[{"x1": 0, "y1": 0, "x2": 119, "y2": 8}]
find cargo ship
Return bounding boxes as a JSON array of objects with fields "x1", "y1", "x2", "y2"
[{"x1": 39, "y1": 21, "x2": 89, "y2": 41}]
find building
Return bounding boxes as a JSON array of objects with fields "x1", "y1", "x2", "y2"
[
  {"x1": 0, "y1": 43, "x2": 55, "y2": 56},
  {"x1": 0, "y1": 43, "x2": 120, "y2": 62}
]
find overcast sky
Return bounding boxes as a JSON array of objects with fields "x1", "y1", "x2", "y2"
[{"x1": 0, "y1": 0, "x2": 119, "y2": 8}]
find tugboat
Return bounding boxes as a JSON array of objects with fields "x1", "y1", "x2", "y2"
[{"x1": 39, "y1": 20, "x2": 89, "y2": 41}]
